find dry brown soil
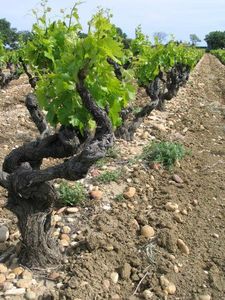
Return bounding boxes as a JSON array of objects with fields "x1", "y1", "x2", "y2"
[{"x1": 0, "y1": 54, "x2": 225, "y2": 300}]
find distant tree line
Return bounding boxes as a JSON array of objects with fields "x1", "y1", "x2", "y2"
[{"x1": 0, "y1": 18, "x2": 31, "y2": 49}]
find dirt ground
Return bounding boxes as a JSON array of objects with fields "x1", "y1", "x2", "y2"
[{"x1": 0, "y1": 54, "x2": 225, "y2": 300}]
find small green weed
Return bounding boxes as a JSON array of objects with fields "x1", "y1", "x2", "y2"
[
  {"x1": 95, "y1": 170, "x2": 121, "y2": 184},
  {"x1": 106, "y1": 146, "x2": 120, "y2": 159},
  {"x1": 114, "y1": 193, "x2": 124, "y2": 201},
  {"x1": 57, "y1": 182, "x2": 87, "y2": 206},
  {"x1": 95, "y1": 147, "x2": 120, "y2": 167},
  {"x1": 141, "y1": 141, "x2": 187, "y2": 169}
]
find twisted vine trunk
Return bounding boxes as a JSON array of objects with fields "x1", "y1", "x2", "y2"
[
  {"x1": 7, "y1": 176, "x2": 60, "y2": 268},
  {"x1": 115, "y1": 64, "x2": 191, "y2": 140},
  {"x1": 0, "y1": 71, "x2": 113, "y2": 269}
]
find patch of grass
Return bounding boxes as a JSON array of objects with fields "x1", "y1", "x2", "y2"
[
  {"x1": 114, "y1": 193, "x2": 124, "y2": 201},
  {"x1": 141, "y1": 141, "x2": 187, "y2": 169},
  {"x1": 95, "y1": 147, "x2": 120, "y2": 167},
  {"x1": 106, "y1": 146, "x2": 120, "y2": 159},
  {"x1": 95, "y1": 170, "x2": 121, "y2": 184},
  {"x1": 57, "y1": 182, "x2": 87, "y2": 206}
]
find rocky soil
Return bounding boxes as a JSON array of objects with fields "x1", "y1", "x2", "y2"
[{"x1": 0, "y1": 54, "x2": 224, "y2": 300}]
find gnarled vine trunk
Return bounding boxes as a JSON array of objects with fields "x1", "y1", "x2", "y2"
[{"x1": 0, "y1": 69, "x2": 113, "y2": 269}]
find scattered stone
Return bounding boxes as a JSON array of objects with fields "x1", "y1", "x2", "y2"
[
  {"x1": 56, "y1": 282, "x2": 63, "y2": 289},
  {"x1": 57, "y1": 207, "x2": 66, "y2": 214},
  {"x1": 49, "y1": 272, "x2": 60, "y2": 280},
  {"x1": 212, "y1": 233, "x2": 219, "y2": 238},
  {"x1": 152, "y1": 124, "x2": 166, "y2": 131},
  {"x1": 90, "y1": 190, "x2": 103, "y2": 200},
  {"x1": 0, "y1": 226, "x2": 9, "y2": 242},
  {"x1": 142, "y1": 131, "x2": 149, "y2": 139},
  {"x1": 149, "y1": 162, "x2": 161, "y2": 170},
  {"x1": 165, "y1": 202, "x2": 179, "y2": 212},
  {"x1": 120, "y1": 263, "x2": 132, "y2": 279},
  {"x1": 123, "y1": 187, "x2": 136, "y2": 199},
  {"x1": 160, "y1": 275, "x2": 176, "y2": 295},
  {"x1": 66, "y1": 207, "x2": 79, "y2": 213},
  {"x1": 143, "y1": 289, "x2": 154, "y2": 299},
  {"x1": 60, "y1": 234, "x2": 70, "y2": 242},
  {"x1": 22, "y1": 270, "x2": 33, "y2": 280},
  {"x1": 177, "y1": 238, "x2": 190, "y2": 254},
  {"x1": 197, "y1": 295, "x2": 211, "y2": 300},
  {"x1": 25, "y1": 290, "x2": 36, "y2": 300},
  {"x1": 60, "y1": 239, "x2": 69, "y2": 247},
  {"x1": 53, "y1": 214, "x2": 62, "y2": 222},
  {"x1": 110, "y1": 272, "x2": 119, "y2": 284},
  {"x1": 103, "y1": 279, "x2": 110, "y2": 289},
  {"x1": 192, "y1": 199, "x2": 198, "y2": 206},
  {"x1": 181, "y1": 209, "x2": 188, "y2": 215},
  {"x1": 5, "y1": 288, "x2": 26, "y2": 296},
  {"x1": 3, "y1": 282, "x2": 14, "y2": 291},
  {"x1": 172, "y1": 174, "x2": 183, "y2": 183},
  {"x1": 164, "y1": 282, "x2": 176, "y2": 295},
  {"x1": 104, "y1": 244, "x2": 114, "y2": 251},
  {"x1": 141, "y1": 225, "x2": 155, "y2": 238},
  {"x1": 6, "y1": 273, "x2": 16, "y2": 280},
  {"x1": 173, "y1": 213, "x2": 184, "y2": 223},
  {"x1": 174, "y1": 265, "x2": 179, "y2": 273},
  {"x1": 12, "y1": 267, "x2": 24, "y2": 276},
  {"x1": 0, "y1": 263, "x2": 8, "y2": 273},
  {"x1": 111, "y1": 294, "x2": 120, "y2": 300},
  {"x1": 16, "y1": 279, "x2": 32, "y2": 288},
  {"x1": 62, "y1": 226, "x2": 71, "y2": 234},
  {"x1": 0, "y1": 273, "x2": 6, "y2": 284}
]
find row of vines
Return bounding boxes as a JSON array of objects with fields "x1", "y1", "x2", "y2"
[{"x1": 0, "y1": 3, "x2": 204, "y2": 268}]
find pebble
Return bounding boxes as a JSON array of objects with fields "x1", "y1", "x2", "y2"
[
  {"x1": 152, "y1": 123, "x2": 166, "y2": 131},
  {"x1": 56, "y1": 282, "x2": 63, "y2": 289},
  {"x1": 66, "y1": 207, "x2": 79, "y2": 213},
  {"x1": 110, "y1": 272, "x2": 119, "y2": 284},
  {"x1": 62, "y1": 226, "x2": 71, "y2": 234},
  {"x1": 172, "y1": 174, "x2": 183, "y2": 184},
  {"x1": 12, "y1": 267, "x2": 24, "y2": 276},
  {"x1": 121, "y1": 263, "x2": 132, "y2": 279},
  {"x1": 141, "y1": 225, "x2": 155, "y2": 238},
  {"x1": 160, "y1": 275, "x2": 176, "y2": 295},
  {"x1": 165, "y1": 202, "x2": 179, "y2": 211},
  {"x1": 60, "y1": 234, "x2": 70, "y2": 242},
  {"x1": 103, "y1": 279, "x2": 110, "y2": 289},
  {"x1": 173, "y1": 213, "x2": 184, "y2": 223},
  {"x1": 49, "y1": 271, "x2": 60, "y2": 280},
  {"x1": 3, "y1": 282, "x2": 14, "y2": 291},
  {"x1": 0, "y1": 263, "x2": 8, "y2": 273},
  {"x1": 0, "y1": 226, "x2": 9, "y2": 242},
  {"x1": 67, "y1": 217, "x2": 75, "y2": 223},
  {"x1": 197, "y1": 295, "x2": 211, "y2": 300},
  {"x1": 177, "y1": 238, "x2": 190, "y2": 254},
  {"x1": 53, "y1": 214, "x2": 62, "y2": 222},
  {"x1": 123, "y1": 187, "x2": 136, "y2": 199},
  {"x1": 111, "y1": 294, "x2": 120, "y2": 300},
  {"x1": 0, "y1": 273, "x2": 6, "y2": 284},
  {"x1": 181, "y1": 209, "x2": 188, "y2": 215},
  {"x1": 174, "y1": 265, "x2": 179, "y2": 273},
  {"x1": 165, "y1": 282, "x2": 176, "y2": 295},
  {"x1": 192, "y1": 199, "x2": 198, "y2": 206},
  {"x1": 22, "y1": 270, "x2": 33, "y2": 280},
  {"x1": 90, "y1": 190, "x2": 103, "y2": 200},
  {"x1": 25, "y1": 290, "x2": 36, "y2": 300},
  {"x1": 143, "y1": 289, "x2": 154, "y2": 299},
  {"x1": 5, "y1": 288, "x2": 26, "y2": 295},
  {"x1": 16, "y1": 279, "x2": 32, "y2": 288},
  {"x1": 6, "y1": 273, "x2": 16, "y2": 280},
  {"x1": 60, "y1": 239, "x2": 69, "y2": 247}
]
